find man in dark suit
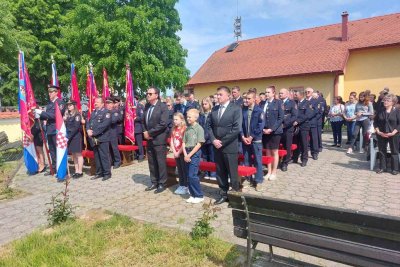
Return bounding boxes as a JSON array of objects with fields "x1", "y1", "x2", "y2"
[
  {"x1": 87, "y1": 97, "x2": 112, "y2": 180},
  {"x1": 106, "y1": 97, "x2": 121, "y2": 169},
  {"x1": 143, "y1": 87, "x2": 169, "y2": 193},
  {"x1": 305, "y1": 87, "x2": 319, "y2": 160},
  {"x1": 231, "y1": 86, "x2": 244, "y2": 106},
  {"x1": 134, "y1": 96, "x2": 145, "y2": 162},
  {"x1": 35, "y1": 85, "x2": 65, "y2": 176},
  {"x1": 208, "y1": 86, "x2": 242, "y2": 204},
  {"x1": 279, "y1": 88, "x2": 298, "y2": 171}
]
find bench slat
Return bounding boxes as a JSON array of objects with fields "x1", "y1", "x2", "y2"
[
  {"x1": 249, "y1": 222, "x2": 400, "y2": 263},
  {"x1": 251, "y1": 233, "x2": 391, "y2": 267}
]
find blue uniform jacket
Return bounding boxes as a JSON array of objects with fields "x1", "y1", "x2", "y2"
[
  {"x1": 66, "y1": 112, "x2": 82, "y2": 141},
  {"x1": 261, "y1": 99, "x2": 284, "y2": 135},
  {"x1": 87, "y1": 108, "x2": 111, "y2": 143},
  {"x1": 109, "y1": 108, "x2": 121, "y2": 138},
  {"x1": 307, "y1": 97, "x2": 319, "y2": 128},
  {"x1": 134, "y1": 103, "x2": 144, "y2": 134},
  {"x1": 316, "y1": 96, "x2": 326, "y2": 126},
  {"x1": 241, "y1": 105, "x2": 265, "y2": 141},
  {"x1": 40, "y1": 98, "x2": 65, "y2": 135},
  {"x1": 282, "y1": 99, "x2": 298, "y2": 130},
  {"x1": 296, "y1": 99, "x2": 314, "y2": 130}
]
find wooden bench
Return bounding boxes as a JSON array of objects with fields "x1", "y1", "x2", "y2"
[
  {"x1": 118, "y1": 144, "x2": 138, "y2": 166},
  {"x1": 238, "y1": 154, "x2": 273, "y2": 165},
  {"x1": 228, "y1": 192, "x2": 400, "y2": 267},
  {"x1": 0, "y1": 131, "x2": 22, "y2": 153},
  {"x1": 82, "y1": 149, "x2": 96, "y2": 175},
  {"x1": 166, "y1": 157, "x2": 257, "y2": 187}
]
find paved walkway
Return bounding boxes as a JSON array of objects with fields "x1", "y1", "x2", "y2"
[{"x1": 1, "y1": 134, "x2": 399, "y2": 266}]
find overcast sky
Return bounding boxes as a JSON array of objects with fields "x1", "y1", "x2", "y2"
[{"x1": 176, "y1": 0, "x2": 400, "y2": 76}]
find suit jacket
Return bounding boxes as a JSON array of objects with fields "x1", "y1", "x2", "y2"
[
  {"x1": 208, "y1": 102, "x2": 242, "y2": 153},
  {"x1": 199, "y1": 112, "x2": 212, "y2": 144},
  {"x1": 282, "y1": 99, "x2": 298, "y2": 130},
  {"x1": 233, "y1": 96, "x2": 244, "y2": 107},
  {"x1": 296, "y1": 99, "x2": 314, "y2": 130},
  {"x1": 40, "y1": 98, "x2": 65, "y2": 135},
  {"x1": 142, "y1": 100, "x2": 169, "y2": 146},
  {"x1": 241, "y1": 105, "x2": 264, "y2": 141},
  {"x1": 373, "y1": 107, "x2": 400, "y2": 134},
  {"x1": 307, "y1": 97, "x2": 319, "y2": 128}
]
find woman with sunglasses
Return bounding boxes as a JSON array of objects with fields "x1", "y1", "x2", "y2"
[
  {"x1": 347, "y1": 91, "x2": 374, "y2": 154},
  {"x1": 373, "y1": 93, "x2": 400, "y2": 175}
]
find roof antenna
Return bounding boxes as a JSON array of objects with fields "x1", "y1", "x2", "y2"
[{"x1": 234, "y1": 0, "x2": 242, "y2": 41}]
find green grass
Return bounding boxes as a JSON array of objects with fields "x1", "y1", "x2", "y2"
[
  {"x1": 0, "y1": 160, "x2": 21, "y2": 200},
  {"x1": 0, "y1": 213, "x2": 241, "y2": 267}
]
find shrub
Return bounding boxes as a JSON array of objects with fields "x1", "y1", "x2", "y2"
[
  {"x1": 47, "y1": 178, "x2": 75, "y2": 226},
  {"x1": 191, "y1": 200, "x2": 220, "y2": 240}
]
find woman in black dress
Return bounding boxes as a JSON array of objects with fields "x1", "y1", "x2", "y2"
[
  {"x1": 65, "y1": 100, "x2": 83, "y2": 178},
  {"x1": 373, "y1": 93, "x2": 400, "y2": 175},
  {"x1": 31, "y1": 106, "x2": 46, "y2": 173}
]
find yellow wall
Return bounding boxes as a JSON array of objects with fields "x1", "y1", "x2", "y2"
[
  {"x1": 0, "y1": 119, "x2": 21, "y2": 142},
  {"x1": 344, "y1": 46, "x2": 400, "y2": 97},
  {"x1": 193, "y1": 73, "x2": 336, "y2": 104}
]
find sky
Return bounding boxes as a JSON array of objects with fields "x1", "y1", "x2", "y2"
[{"x1": 176, "y1": 0, "x2": 400, "y2": 76}]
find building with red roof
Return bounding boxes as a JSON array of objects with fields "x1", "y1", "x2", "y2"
[{"x1": 186, "y1": 12, "x2": 400, "y2": 103}]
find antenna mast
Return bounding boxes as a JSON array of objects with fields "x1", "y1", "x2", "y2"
[{"x1": 234, "y1": 0, "x2": 242, "y2": 41}]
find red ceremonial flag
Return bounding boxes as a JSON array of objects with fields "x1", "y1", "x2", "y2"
[
  {"x1": 102, "y1": 68, "x2": 110, "y2": 100},
  {"x1": 86, "y1": 64, "x2": 98, "y2": 120},
  {"x1": 124, "y1": 65, "x2": 135, "y2": 143},
  {"x1": 24, "y1": 62, "x2": 37, "y2": 126},
  {"x1": 70, "y1": 63, "x2": 82, "y2": 111}
]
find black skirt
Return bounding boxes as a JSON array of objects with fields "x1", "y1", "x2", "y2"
[
  {"x1": 68, "y1": 133, "x2": 83, "y2": 153},
  {"x1": 262, "y1": 134, "x2": 281, "y2": 150}
]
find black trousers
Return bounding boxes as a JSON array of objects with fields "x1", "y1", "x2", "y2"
[
  {"x1": 293, "y1": 129, "x2": 309, "y2": 163},
  {"x1": 377, "y1": 135, "x2": 399, "y2": 171},
  {"x1": 109, "y1": 134, "x2": 121, "y2": 167},
  {"x1": 93, "y1": 142, "x2": 111, "y2": 176},
  {"x1": 147, "y1": 144, "x2": 167, "y2": 185},
  {"x1": 134, "y1": 133, "x2": 144, "y2": 159},
  {"x1": 214, "y1": 148, "x2": 240, "y2": 193},
  {"x1": 317, "y1": 124, "x2": 323, "y2": 150},
  {"x1": 47, "y1": 134, "x2": 57, "y2": 172},
  {"x1": 281, "y1": 128, "x2": 294, "y2": 166},
  {"x1": 309, "y1": 127, "x2": 319, "y2": 156}
]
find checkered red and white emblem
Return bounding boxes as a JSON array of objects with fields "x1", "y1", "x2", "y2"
[
  {"x1": 22, "y1": 134, "x2": 31, "y2": 148},
  {"x1": 56, "y1": 132, "x2": 68, "y2": 149}
]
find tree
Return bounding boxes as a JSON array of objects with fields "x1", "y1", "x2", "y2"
[{"x1": 59, "y1": 0, "x2": 189, "y2": 98}]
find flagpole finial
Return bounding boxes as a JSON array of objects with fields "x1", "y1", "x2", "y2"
[
  {"x1": 126, "y1": 64, "x2": 130, "y2": 70},
  {"x1": 51, "y1": 55, "x2": 55, "y2": 63},
  {"x1": 89, "y1": 62, "x2": 93, "y2": 71}
]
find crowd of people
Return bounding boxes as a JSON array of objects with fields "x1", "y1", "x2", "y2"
[{"x1": 30, "y1": 84, "x2": 400, "y2": 205}]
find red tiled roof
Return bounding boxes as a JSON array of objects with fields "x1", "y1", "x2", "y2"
[{"x1": 187, "y1": 13, "x2": 400, "y2": 86}]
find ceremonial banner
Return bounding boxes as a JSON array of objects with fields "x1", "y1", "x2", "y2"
[
  {"x1": 124, "y1": 65, "x2": 135, "y2": 143},
  {"x1": 70, "y1": 63, "x2": 82, "y2": 111},
  {"x1": 86, "y1": 66, "x2": 98, "y2": 120},
  {"x1": 55, "y1": 101, "x2": 68, "y2": 180},
  {"x1": 51, "y1": 59, "x2": 61, "y2": 98},
  {"x1": 18, "y1": 51, "x2": 38, "y2": 174},
  {"x1": 102, "y1": 68, "x2": 110, "y2": 100}
]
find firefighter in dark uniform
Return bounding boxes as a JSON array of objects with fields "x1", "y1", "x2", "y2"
[
  {"x1": 316, "y1": 92, "x2": 327, "y2": 152},
  {"x1": 279, "y1": 88, "x2": 298, "y2": 171},
  {"x1": 114, "y1": 96, "x2": 125, "y2": 144},
  {"x1": 134, "y1": 96, "x2": 145, "y2": 161},
  {"x1": 87, "y1": 97, "x2": 112, "y2": 180},
  {"x1": 106, "y1": 96, "x2": 122, "y2": 168},
  {"x1": 292, "y1": 90, "x2": 313, "y2": 167},
  {"x1": 305, "y1": 88, "x2": 319, "y2": 160},
  {"x1": 65, "y1": 100, "x2": 83, "y2": 178},
  {"x1": 34, "y1": 85, "x2": 65, "y2": 176}
]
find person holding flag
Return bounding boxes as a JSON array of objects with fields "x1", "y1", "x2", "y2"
[{"x1": 35, "y1": 85, "x2": 65, "y2": 176}]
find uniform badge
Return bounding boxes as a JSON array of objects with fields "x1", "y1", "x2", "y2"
[
  {"x1": 318, "y1": 104, "x2": 320, "y2": 109},
  {"x1": 59, "y1": 104, "x2": 64, "y2": 110},
  {"x1": 114, "y1": 113, "x2": 119, "y2": 116},
  {"x1": 260, "y1": 113, "x2": 264, "y2": 120},
  {"x1": 310, "y1": 104, "x2": 313, "y2": 109},
  {"x1": 106, "y1": 113, "x2": 111, "y2": 118},
  {"x1": 75, "y1": 116, "x2": 80, "y2": 122}
]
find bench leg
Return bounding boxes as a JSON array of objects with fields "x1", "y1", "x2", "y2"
[
  {"x1": 269, "y1": 244, "x2": 274, "y2": 262},
  {"x1": 121, "y1": 151, "x2": 134, "y2": 166},
  {"x1": 246, "y1": 238, "x2": 258, "y2": 267}
]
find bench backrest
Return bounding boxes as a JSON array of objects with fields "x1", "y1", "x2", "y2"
[
  {"x1": 229, "y1": 192, "x2": 400, "y2": 266},
  {"x1": 0, "y1": 131, "x2": 8, "y2": 147}
]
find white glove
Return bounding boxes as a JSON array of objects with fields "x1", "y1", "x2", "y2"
[
  {"x1": 35, "y1": 109, "x2": 42, "y2": 115},
  {"x1": 34, "y1": 112, "x2": 40, "y2": 119}
]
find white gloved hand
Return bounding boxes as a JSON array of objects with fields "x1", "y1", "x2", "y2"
[
  {"x1": 34, "y1": 112, "x2": 40, "y2": 119},
  {"x1": 35, "y1": 109, "x2": 42, "y2": 115}
]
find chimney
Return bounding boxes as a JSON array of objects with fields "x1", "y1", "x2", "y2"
[{"x1": 341, "y1": 11, "x2": 349, "y2": 41}]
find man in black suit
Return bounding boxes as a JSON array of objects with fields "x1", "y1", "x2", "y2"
[
  {"x1": 208, "y1": 86, "x2": 242, "y2": 204},
  {"x1": 231, "y1": 86, "x2": 244, "y2": 106},
  {"x1": 143, "y1": 87, "x2": 169, "y2": 193},
  {"x1": 134, "y1": 96, "x2": 145, "y2": 162}
]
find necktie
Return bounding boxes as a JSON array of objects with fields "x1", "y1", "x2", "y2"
[
  {"x1": 218, "y1": 105, "x2": 224, "y2": 121},
  {"x1": 146, "y1": 105, "x2": 154, "y2": 125}
]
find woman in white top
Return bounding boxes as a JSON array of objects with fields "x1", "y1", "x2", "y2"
[
  {"x1": 347, "y1": 92, "x2": 374, "y2": 154},
  {"x1": 343, "y1": 94, "x2": 357, "y2": 145},
  {"x1": 328, "y1": 96, "x2": 345, "y2": 147}
]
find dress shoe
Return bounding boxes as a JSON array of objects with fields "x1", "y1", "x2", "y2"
[
  {"x1": 312, "y1": 154, "x2": 318, "y2": 160},
  {"x1": 145, "y1": 184, "x2": 158, "y2": 191},
  {"x1": 91, "y1": 174, "x2": 103, "y2": 180},
  {"x1": 376, "y1": 169, "x2": 385, "y2": 174},
  {"x1": 113, "y1": 165, "x2": 121, "y2": 169},
  {"x1": 291, "y1": 159, "x2": 298, "y2": 164},
  {"x1": 330, "y1": 144, "x2": 337, "y2": 147},
  {"x1": 392, "y1": 170, "x2": 399, "y2": 175},
  {"x1": 44, "y1": 171, "x2": 54, "y2": 176},
  {"x1": 73, "y1": 173, "x2": 83, "y2": 179},
  {"x1": 138, "y1": 158, "x2": 145, "y2": 163},
  {"x1": 300, "y1": 161, "x2": 307, "y2": 167},
  {"x1": 281, "y1": 165, "x2": 288, "y2": 172},
  {"x1": 102, "y1": 175, "x2": 112, "y2": 181},
  {"x1": 154, "y1": 184, "x2": 166, "y2": 194},
  {"x1": 214, "y1": 196, "x2": 228, "y2": 205}
]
